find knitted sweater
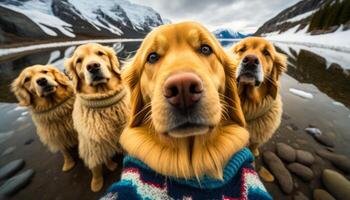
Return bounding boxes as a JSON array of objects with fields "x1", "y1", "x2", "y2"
[{"x1": 101, "y1": 148, "x2": 271, "y2": 200}]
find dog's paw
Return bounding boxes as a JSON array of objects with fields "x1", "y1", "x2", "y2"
[
  {"x1": 252, "y1": 149, "x2": 260, "y2": 157},
  {"x1": 106, "y1": 161, "x2": 118, "y2": 171},
  {"x1": 62, "y1": 160, "x2": 75, "y2": 172},
  {"x1": 91, "y1": 177, "x2": 104, "y2": 192}
]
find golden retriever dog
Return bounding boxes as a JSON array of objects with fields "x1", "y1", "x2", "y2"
[
  {"x1": 100, "y1": 22, "x2": 272, "y2": 199},
  {"x1": 65, "y1": 43, "x2": 130, "y2": 192},
  {"x1": 231, "y1": 37, "x2": 287, "y2": 156},
  {"x1": 11, "y1": 65, "x2": 77, "y2": 171}
]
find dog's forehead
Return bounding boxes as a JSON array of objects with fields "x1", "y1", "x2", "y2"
[
  {"x1": 75, "y1": 44, "x2": 101, "y2": 55},
  {"x1": 148, "y1": 23, "x2": 207, "y2": 45}
]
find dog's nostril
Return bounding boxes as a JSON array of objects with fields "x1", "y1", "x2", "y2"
[
  {"x1": 93, "y1": 63, "x2": 100, "y2": 68},
  {"x1": 243, "y1": 57, "x2": 249, "y2": 63},
  {"x1": 170, "y1": 86, "x2": 178, "y2": 97},
  {"x1": 254, "y1": 59, "x2": 259, "y2": 65}
]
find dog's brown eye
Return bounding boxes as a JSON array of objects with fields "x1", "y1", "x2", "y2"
[
  {"x1": 97, "y1": 51, "x2": 105, "y2": 56},
  {"x1": 238, "y1": 47, "x2": 246, "y2": 53},
  {"x1": 76, "y1": 58, "x2": 82, "y2": 64},
  {"x1": 41, "y1": 70, "x2": 48, "y2": 74},
  {"x1": 263, "y1": 49, "x2": 270, "y2": 56},
  {"x1": 200, "y1": 44, "x2": 212, "y2": 56},
  {"x1": 24, "y1": 77, "x2": 30, "y2": 82},
  {"x1": 147, "y1": 52, "x2": 159, "y2": 64}
]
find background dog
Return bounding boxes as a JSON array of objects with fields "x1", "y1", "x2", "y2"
[
  {"x1": 65, "y1": 43, "x2": 129, "y2": 192},
  {"x1": 11, "y1": 65, "x2": 77, "y2": 171},
  {"x1": 231, "y1": 37, "x2": 287, "y2": 156}
]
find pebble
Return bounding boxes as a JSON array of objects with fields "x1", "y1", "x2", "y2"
[
  {"x1": 24, "y1": 138, "x2": 34, "y2": 145},
  {"x1": 1, "y1": 146, "x2": 16, "y2": 157},
  {"x1": 293, "y1": 191, "x2": 309, "y2": 200},
  {"x1": 314, "y1": 133, "x2": 335, "y2": 147},
  {"x1": 263, "y1": 151, "x2": 293, "y2": 194},
  {"x1": 296, "y1": 150, "x2": 315, "y2": 166},
  {"x1": 276, "y1": 142, "x2": 296, "y2": 163},
  {"x1": 0, "y1": 169, "x2": 34, "y2": 196},
  {"x1": 313, "y1": 189, "x2": 335, "y2": 200},
  {"x1": 316, "y1": 150, "x2": 350, "y2": 173},
  {"x1": 258, "y1": 166, "x2": 274, "y2": 182},
  {"x1": 322, "y1": 169, "x2": 350, "y2": 199},
  {"x1": 0, "y1": 159, "x2": 25, "y2": 179},
  {"x1": 305, "y1": 127, "x2": 322, "y2": 136},
  {"x1": 287, "y1": 163, "x2": 313, "y2": 181}
]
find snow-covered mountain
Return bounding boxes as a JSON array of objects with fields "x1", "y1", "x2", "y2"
[
  {"x1": 255, "y1": 0, "x2": 350, "y2": 50},
  {"x1": 0, "y1": 0, "x2": 165, "y2": 44},
  {"x1": 213, "y1": 28, "x2": 250, "y2": 39}
]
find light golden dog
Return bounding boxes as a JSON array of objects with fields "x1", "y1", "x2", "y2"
[
  {"x1": 120, "y1": 21, "x2": 249, "y2": 180},
  {"x1": 11, "y1": 65, "x2": 77, "y2": 171},
  {"x1": 65, "y1": 43, "x2": 129, "y2": 192},
  {"x1": 231, "y1": 37, "x2": 287, "y2": 156}
]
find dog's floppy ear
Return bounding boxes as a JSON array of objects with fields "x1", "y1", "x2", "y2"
[
  {"x1": 64, "y1": 57, "x2": 80, "y2": 92},
  {"x1": 223, "y1": 57, "x2": 246, "y2": 127},
  {"x1": 214, "y1": 44, "x2": 246, "y2": 127},
  {"x1": 206, "y1": 33, "x2": 246, "y2": 127},
  {"x1": 48, "y1": 66, "x2": 70, "y2": 87},
  {"x1": 122, "y1": 56, "x2": 146, "y2": 127},
  {"x1": 267, "y1": 52, "x2": 287, "y2": 99},
  {"x1": 11, "y1": 75, "x2": 31, "y2": 106},
  {"x1": 104, "y1": 46, "x2": 121, "y2": 78}
]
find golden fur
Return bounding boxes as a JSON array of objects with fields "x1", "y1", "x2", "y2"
[
  {"x1": 11, "y1": 65, "x2": 77, "y2": 171},
  {"x1": 120, "y1": 22, "x2": 249, "y2": 180},
  {"x1": 231, "y1": 37, "x2": 287, "y2": 156},
  {"x1": 65, "y1": 43, "x2": 130, "y2": 192}
]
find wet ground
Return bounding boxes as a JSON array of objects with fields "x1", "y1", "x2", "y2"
[{"x1": 0, "y1": 40, "x2": 349, "y2": 199}]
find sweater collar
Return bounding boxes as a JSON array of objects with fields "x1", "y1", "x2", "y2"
[
  {"x1": 78, "y1": 88, "x2": 126, "y2": 108},
  {"x1": 123, "y1": 147, "x2": 254, "y2": 189}
]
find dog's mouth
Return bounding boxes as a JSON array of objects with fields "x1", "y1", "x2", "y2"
[
  {"x1": 167, "y1": 122, "x2": 212, "y2": 138},
  {"x1": 237, "y1": 72, "x2": 261, "y2": 87},
  {"x1": 91, "y1": 75, "x2": 109, "y2": 86},
  {"x1": 41, "y1": 85, "x2": 57, "y2": 96}
]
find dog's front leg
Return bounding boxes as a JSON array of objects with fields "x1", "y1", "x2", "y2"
[
  {"x1": 90, "y1": 164, "x2": 103, "y2": 192},
  {"x1": 61, "y1": 149, "x2": 75, "y2": 172}
]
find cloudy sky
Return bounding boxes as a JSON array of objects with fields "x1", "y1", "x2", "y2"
[{"x1": 131, "y1": 0, "x2": 300, "y2": 34}]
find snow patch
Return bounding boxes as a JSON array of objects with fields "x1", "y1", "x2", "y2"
[
  {"x1": 332, "y1": 101, "x2": 345, "y2": 107},
  {"x1": 2, "y1": 1, "x2": 75, "y2": 38},
  {"x1": 264, "y1": 25, "x2": 350, "y2": 52},
  {"x1": 277, "y1": 10, "x2": 316, "y2": 25},
  {"x1": 289, "y1": 88, "x2": 314, "y2": 99}
]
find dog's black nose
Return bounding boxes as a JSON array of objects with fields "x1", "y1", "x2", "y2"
[
  {"x1": 36, "y1": 78, "x2": 48, "y2": 86},
  {"x1": 87, "y1": 62, "x2": 101, "y2": 73},
  {"x1": 242, "y1": 55, "x2": 259, "y2": 71}
]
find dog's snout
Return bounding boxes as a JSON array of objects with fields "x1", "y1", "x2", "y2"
[
  {"x1": 36, "y1": 77, "x2": 48, "y2": 86},
  {"x1": 242, "y1": 55, "x2": 259, "y2": 66},
  {"x1": 163, "y1": 72, "x2": 203, "y2": 109},
  {"x1": 87, "y1": 62, "x2": 101, "y2": 73}
]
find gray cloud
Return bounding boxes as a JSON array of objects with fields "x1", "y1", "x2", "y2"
[{"x1": 131, "y1": 0, "x2": 300, "y2": 33}]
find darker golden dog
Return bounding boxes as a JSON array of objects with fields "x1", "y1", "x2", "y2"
[
  {"x1": 231, "y1": 37, "x2": 287, "y2": 156},
  {"x1": 120, "y1": 21, "x2": 249, "y2": 179},
  {"x1": 12, "y1": 65, "x2": 77, "y2": 172},
  {"x1": 65, "y1": 43, "x2": 129, "y2": 192}
]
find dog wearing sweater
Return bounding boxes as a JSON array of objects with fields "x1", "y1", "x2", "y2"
[
  {"x1": 231, "y1": 37, "x2": 287, "y2": 157},
  {"x1": 65, "y1": 43, "x2": 130, "y2": 192},
  {"x1": 11, "y1": 65, "x2": 77, "y2": 172},
  {"x1": 101, "y1": 22, "x2": 271, "y2": 200}
]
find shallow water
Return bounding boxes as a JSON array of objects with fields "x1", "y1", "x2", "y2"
[{"x1": 0, "y1": 40, "x2": 350, "y2": 199}]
